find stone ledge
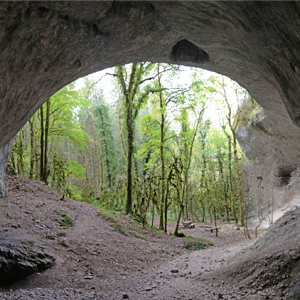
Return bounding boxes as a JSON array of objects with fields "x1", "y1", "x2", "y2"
[{"x1": 0, "y1": 237, "x2": 55, "y2": 286}]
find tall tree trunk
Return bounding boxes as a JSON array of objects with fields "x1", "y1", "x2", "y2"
[
  {"x1": 126, "y1": 100, "x2": 134, "y2": 215},
  {"x1": 42, "y1": 99, "x2": 50, "y2": 183},
  {"x1": 40, "y1": 106, "x2": 44, "y2": 179},
  {"x1": 116, "y1": 62, "x2": 156, "y2": 214},
  {"x1": 232, "y1": 135, "x2": 244, "y2": 226},
  {"x1": 158, "y1": 65, "x2": 165, "y2": 231},
  {"x1": 118, "y1": 99, "x2": 127, "y2": 162},
  {"x1": 98, "y1": 107, "x2": 112, "y2": 188},
  {"x1": 222, "y1": 77, "x2": 241, "y2": 226},
  {"x1": 29, "y1": 119, "x2": 35, "y2": 179},
  {"x1": 88, "y1": 111, "x2": 103, "y2": 193},
  {"x1": 222, "y1": 127, "x2": 238, "y2": 225},
  {"x1": 174, "y1": 204, "x2": 183, "y2": 237}
]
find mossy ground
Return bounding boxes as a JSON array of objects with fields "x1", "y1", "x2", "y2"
[{"x1": 184, "y1": 236, "x2": 213, "y2": 250}]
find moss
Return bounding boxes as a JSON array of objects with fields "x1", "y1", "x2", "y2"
[
  {"x1": 112, "y1": 223, "x2": 127, "y2": 235},
  {"x1": 236, "y1": 96, "x2": 260, "y2": 130},
  {"x1": 130, "y1": 231, "x2": 146, "y2": 240},
  {"x1": 243, "y1": 243, "x2": 256, "y2": 251},
  {"x1": 56, "y1": 212, "x2": 74, "y2": 227},
  {"x1": 145, "y1": 223, "x2": 160, "y2": 232},
  {"x1": 184, "y1": 236, "x2": 213, "y2": 250},
  {"x1": 97, "y1": 209, "x2": 119, "y2": 223}
]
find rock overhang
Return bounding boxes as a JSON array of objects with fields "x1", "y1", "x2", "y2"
[{"x1": 0, "y1": 1, "x2": 300, "y2": 165}]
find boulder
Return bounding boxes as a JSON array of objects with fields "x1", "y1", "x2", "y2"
[{"x1": 0, "y1": 237, "x2": 55, "y2": 286}]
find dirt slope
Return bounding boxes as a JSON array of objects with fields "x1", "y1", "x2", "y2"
[
  {"x1": 222, "y1": 207, "x2": 300, "y2": 300},
  {"x1": 0, "y1": 171, "x2": 298, "y2": 299},
  {"x1": 0, "y1": 172, "x2": 186, "y2": 298}
]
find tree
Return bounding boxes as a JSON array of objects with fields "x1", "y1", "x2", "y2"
[
  {"x1": 115, "y1": 62, "x2": 161, "y2": 214},
  {"x1": 10, "y1": 82, "x2": 92, "y2": 193}
]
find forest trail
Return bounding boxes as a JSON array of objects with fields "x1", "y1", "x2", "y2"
[
  {"x1": 128, "y1": 224, "x2": 284, "y2": 300},
  {"x1": 0, "y1": 173, "x2": 286, "y2": 299}
]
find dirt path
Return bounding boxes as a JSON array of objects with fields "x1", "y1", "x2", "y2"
[
  {"x1": 122, "y1": 223, "x2": 283, "y2": 300},
  {"x1": 0, "y1": 173, "x2": 285, "y2": 299}
]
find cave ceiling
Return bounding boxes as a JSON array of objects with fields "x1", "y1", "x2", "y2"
[{"x1": 1, "y1": 1, "x2": 300, "y2": 165}]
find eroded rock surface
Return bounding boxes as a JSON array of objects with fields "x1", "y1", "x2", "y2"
[
  {"x1": 223, "y1": 207, "x2": 300, "y2": 299},
  {"x1": 0, "y1": 238, "x2": 54, "y2": 286},
  {"x1": 1, "y1": 2, "x2": 300, "y2": 196},
  {"x1": 0, "y1": 2, "x2": 300, "y2": 144}
]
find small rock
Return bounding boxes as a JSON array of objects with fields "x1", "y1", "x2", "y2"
[
  {"x1": 123, "y1": 294, "x2": 129, "y2": 299},
  {"x1": 171, "y1": 269, "x2": 179, "y2": 273},
  {"x1": 218, "y1": 294, "x2": 223, "y2": 299},
  {"x1": 175, "y1": 262, "x2": 188, "y2": 269},
  {"x1": 84, "y1": 276, "x2": 93, "y2": 280}
]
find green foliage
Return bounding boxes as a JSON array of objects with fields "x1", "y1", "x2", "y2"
[
  {"x1": 11, "y1": 63, "x2": 249, "y2": 231},
  {"x1": 66, "y1": 160, "x2": 86, "y2": 180},
  {"x1": 97, "y1": 209, "x2": 120, "y2": 223},
  {"x1": 235, "y1": 96, "x2": 260, "y2": 129},
  {"x1": 56, "y1": 210, "x2": 74, "y2": 227},
  {"x1": 130, "y1": 232, "x2": 146, "y2": 239},
  {"x1": 112, "y1": 223, "x2": 127, "y2": 235},
  {"x1": 81, "y1": 181, "x2": 96, "y2": 204},
  {"x1": 48, "y1": 84, "x2": 92, "y2": 148},
  {"x1": 9, "y1": 82, "x2": 91, "y2": 192},
  {"x1": 9, "y1": 130, "x2": 25, "y2": 174},
  {"x1": 92, "y1": 93, "x2": 116, "y2": 188},
  {"x1": 97, "y1": 208, "x2": 147, "y2": 238},
  {"x1": 51, "y1": 153, "x2": 67, "y2": 192},
  {"x1": 184, "y1": 236, "x2": 213, "y2": 250},
  {"x1": 145, "y1": 224, "x2": 161, "y2": 232}
]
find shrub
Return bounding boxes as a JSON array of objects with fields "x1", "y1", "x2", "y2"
[
  {"x1": 56, "y1": 212, "x2": 74, "y2": 227},
  {"x1": 184, "y1": 236, "x2": 213, "y2": 250}
]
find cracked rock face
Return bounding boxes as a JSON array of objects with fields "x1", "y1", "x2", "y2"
[
  {"x1": 1, "y1": 1, "x2": 300, "y2": 193},
  {"x1": 0, "y1": 238, "x2": 55, "y2": 286}
]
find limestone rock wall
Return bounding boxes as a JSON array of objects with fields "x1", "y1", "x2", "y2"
[
  {"x1": 236, "y1": 108, "x2": 300, "y2": 223},
  {"x1": 1, "y1": 2, "x2": 300, "y2": 196}
]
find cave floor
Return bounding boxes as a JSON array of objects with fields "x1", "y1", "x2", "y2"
[{"x1": 0, "y1": 173, "x2": 285, "y2": 299}]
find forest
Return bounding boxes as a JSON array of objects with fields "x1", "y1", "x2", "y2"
[{"x1": 9, "y1": 63, "x2": 260, "y2": 236}]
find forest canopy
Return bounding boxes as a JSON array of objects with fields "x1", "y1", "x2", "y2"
[{"x1": 10, "y1": 63, "x2": 257, "y2": 236}]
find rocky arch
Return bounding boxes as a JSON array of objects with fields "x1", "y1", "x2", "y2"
[{"x1": 1, "y1": 1, "x2": 300, "y2": 194}]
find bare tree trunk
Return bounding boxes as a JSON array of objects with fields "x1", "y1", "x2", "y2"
[
  {"x1": 126, "y1": 102, "x2": 134, "y2": 214},
  {"x1": 29, "y1": 119, "x2": 35, "y2": 179},
  {"x1": 118, "y1": 99, "x2": 127, "y2": 162},
  {"x1": 42, "y1": 99, "x2": 50, "y2": 183},
  {"x1": 151, "y1": 202, "x2": 155, "y2": 227},
  {"x1": 174, "y1": 205, "x2": 183, "y2": 237},
  {"x1": 98, "y1": 107, "x2": 112, "y2": 188},
  {"x1": 158, "y1": 65, "x2": 165, "y2": 231},
  {"x1": 40, "y1": 106, "x2": 44, "y2": 180}
]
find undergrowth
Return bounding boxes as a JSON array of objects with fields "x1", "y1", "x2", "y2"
[
  {"x1": 97, "y1": 208, "x2": 147, "y2": 239},
  {"x1": 56, "y1": 210, "x2": 74, "y2": 227},
  {"x1": 112, "y1": 223, "x2": 127, "y2": 235},
  {"x1": 184, "y1": 236, "x2": 213, "y2": 250},
  {"x1": 97, "y1": 209, "x2": 120, "y2": 223}
]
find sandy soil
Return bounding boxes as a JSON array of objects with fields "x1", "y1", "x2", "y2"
[{"x1": 0, "y1": 172, "x2": 285, "y2": 299}]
